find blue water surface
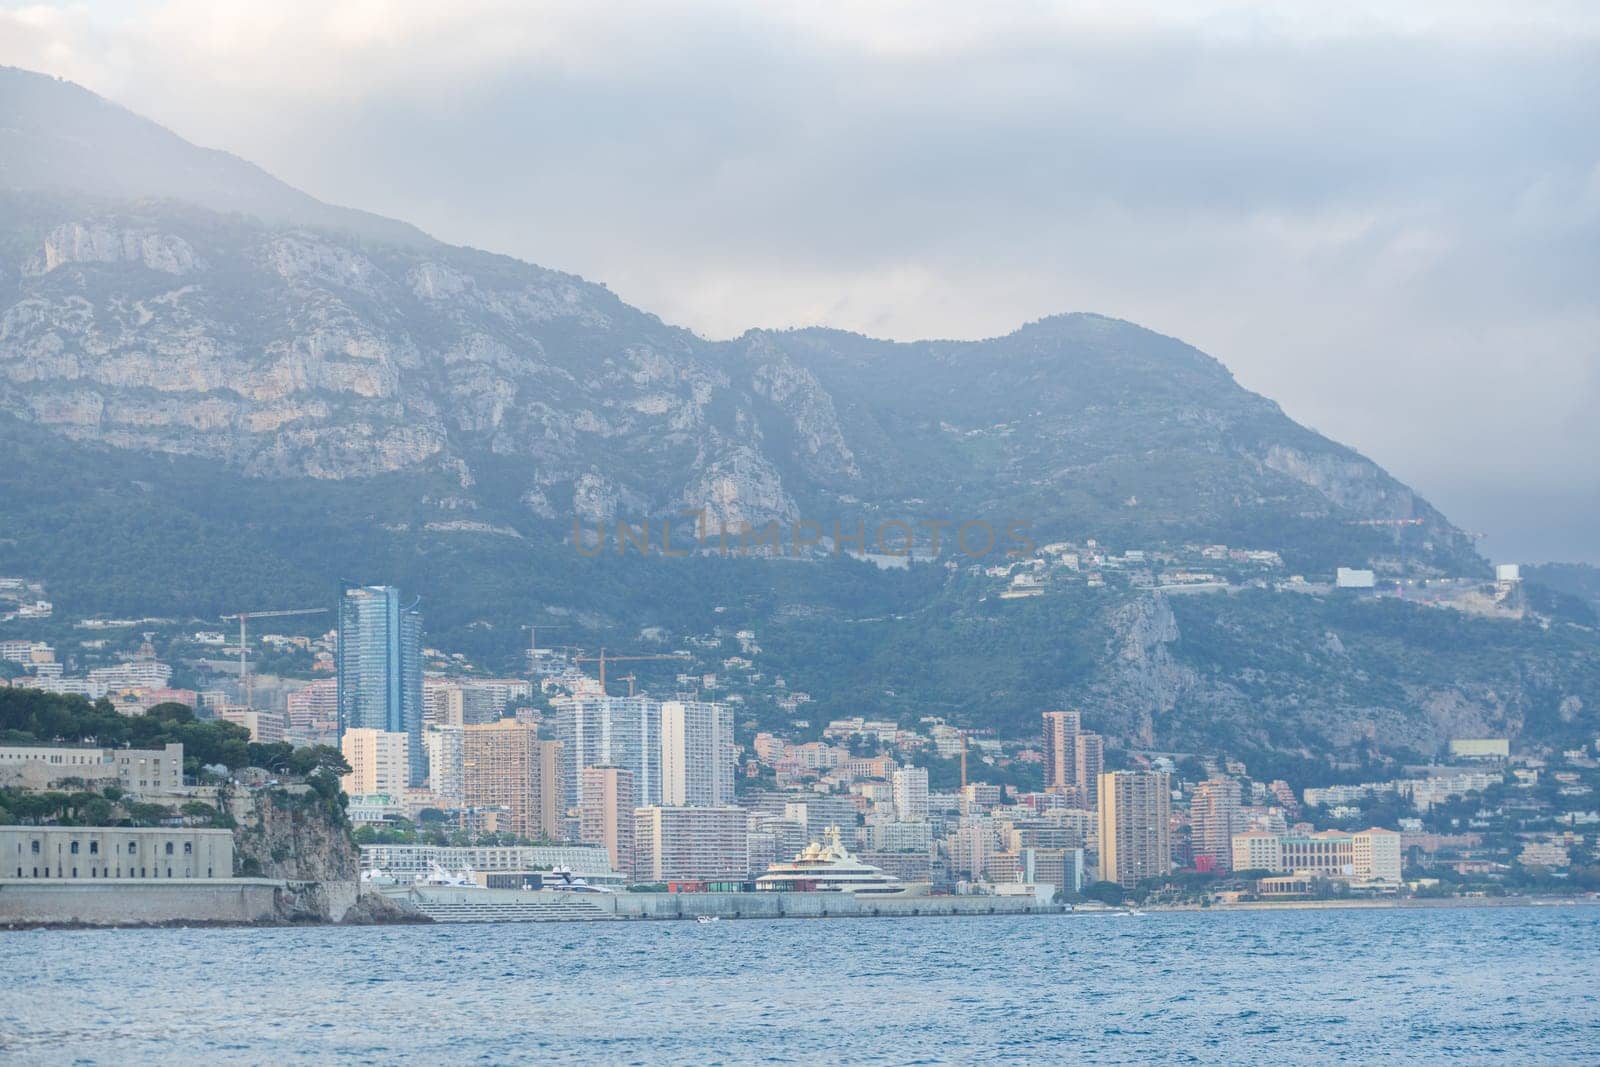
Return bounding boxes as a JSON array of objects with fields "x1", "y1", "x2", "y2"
[{"x1": 2, "y1": 905, "x2": 1599, "y2": 1064}]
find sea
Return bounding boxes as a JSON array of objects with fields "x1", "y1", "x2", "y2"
[{"x1": 2, "y1": 904, "x2": 1598, "y2": 1065}]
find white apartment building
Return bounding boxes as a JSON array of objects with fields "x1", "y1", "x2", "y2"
[
  {"x1": 892, "y1": 766, "x2": 930, "y2": 822},
  {"x1": 423, "y1": 725, "x2": 465, "y2": 805},
  {"x1": 87, "y1": 661, "x2": 173, "y2": 690}
]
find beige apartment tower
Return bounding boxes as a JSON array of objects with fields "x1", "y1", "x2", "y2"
[
  {"x1": 461, "y1": 720, "x2": 564, "y2": 841},
  {"x1": 632, "y1": 805, "x2": 748, "y2": 884},
  {"x1": 340, "y1": 729, "x2": 411, "y2": 798},
  {"x1": 578, "y1": 766, "x2": 636, "y2": 877},
  {"x1": 1097, "y1": 770, "x2": 1172, "y2": 888}
]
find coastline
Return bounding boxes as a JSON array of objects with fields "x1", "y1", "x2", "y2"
[
  {"x1": 5, "y1": 892, "x2": 1597, "y2": 931},
  {"x1": 1153, "y1": 895, "x2": 1600, "y2": 914}
]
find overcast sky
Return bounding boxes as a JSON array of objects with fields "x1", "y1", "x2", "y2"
[{"x1": 4, "y1": 1, "x2": 1598, "y2": 562}]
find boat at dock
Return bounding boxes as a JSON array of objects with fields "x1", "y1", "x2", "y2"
[{"x1": 754, "y1": 826, "x2": 930, "y2": 897}]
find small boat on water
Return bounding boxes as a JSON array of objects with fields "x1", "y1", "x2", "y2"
[{"x1": 695, "y1": 915, "x2": 720, "y2": 924}]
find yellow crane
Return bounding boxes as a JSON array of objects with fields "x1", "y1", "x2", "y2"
[
  {"x1": 571, "y1": 647, "x2": 690, "y2": 697},
  {"x1": 220, "y1": 607, "x2": 329, "y2": 706}
]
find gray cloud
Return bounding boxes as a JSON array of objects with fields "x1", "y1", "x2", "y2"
[{"x1": 3, "y1": 1, "x2": 1598, "y2": 560}]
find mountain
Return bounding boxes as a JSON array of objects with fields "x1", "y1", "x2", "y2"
[{"x1": 3, "y1": 67, "x2": 1592, "y2": 765}]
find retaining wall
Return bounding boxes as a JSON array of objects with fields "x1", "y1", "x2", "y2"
[{"x1": 0, "y1": 878, "x2": 287, "y2": 926}]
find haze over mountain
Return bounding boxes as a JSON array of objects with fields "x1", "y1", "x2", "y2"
[{"x1": 2, "y1": 67, "x2": 1595, "y2": 763}]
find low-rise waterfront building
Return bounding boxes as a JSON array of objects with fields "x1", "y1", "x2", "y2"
[
  {"x1": 1230, "y1": 827, "x2": 1402, "y2": 883},
  {"x1": 359, "y1": 843, "x2": 621, "y2": 884},
  {"x1": 0, "y1": 742, "x2": 184, "y2": 795},
  {"x1": 3, "y1": 826, "x2": 233, "y2": 880}
]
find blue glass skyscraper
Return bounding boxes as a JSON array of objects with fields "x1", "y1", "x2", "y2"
[{"x1": 336, "y1": 585, "x2": 425, "y2": 786}]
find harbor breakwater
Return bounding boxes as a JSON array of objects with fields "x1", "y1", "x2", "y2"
[
  {"x1": 385, "y1": 887, "x2": 1070, "y2": 923},
  {"x1": 0, "y1": 877, "x2": 383, "y2": 927}
]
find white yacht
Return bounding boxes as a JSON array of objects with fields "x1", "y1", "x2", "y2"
[
  {"x1": 416, "y1": 862, "x2": 482, "y2": 888},
  {"x1": 541, "y1": 866, "x2": 616, "y2": 894},
  {"x1": 755, "y1": 826, "x2": 930, "y2": 897}
]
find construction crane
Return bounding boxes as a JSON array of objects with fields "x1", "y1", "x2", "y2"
[
  {"x1": 571, "y1": 647, "x2": 690, "y2": 697},
  {"x1": 220, "y1": 607, "x2": 329, "y2": 706},
  {"x1": 617, "y1": 672, "x2": 638, "y2": 698}
]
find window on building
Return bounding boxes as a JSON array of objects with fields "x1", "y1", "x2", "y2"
[
  {"x1": 70, "y1": 841, "x2": 79, "y2": 854},
  {"x1": 89, "y1": 842, "x2": 99, "y2": 855},
  {"x1": 165, "y1": 842, "x2": 174, "y2": 855},
  {"x1": 184, "y1": 843, "x2": 193, "y2": 854},
  {"x1": 30, "y1": 840, "x2": 39, "y2": 854},
  {"x1": 128, "y1": 842, "x2": 137, "y2": 854}
]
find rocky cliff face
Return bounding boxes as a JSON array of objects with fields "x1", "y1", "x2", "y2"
[
  {"x1": 0, "y1": 193, "x2": 1482, "y2": 571},
  {"x1": 1075, "y1": 589, "x2": 1598, "y2": 758},
  {"x1": 227, "y1": 783, "x2": 359, "y2": 922}
]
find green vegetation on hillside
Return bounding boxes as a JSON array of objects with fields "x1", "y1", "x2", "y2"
[{"x1": 0, "y1": 688, "x2": 349, "y2": 778}]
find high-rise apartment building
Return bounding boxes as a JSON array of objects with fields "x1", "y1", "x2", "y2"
[
  {"x1": 578, "y1": 766, "x2": 635, "y2": 877},
  {"x1": 461, "y1": 721, "x2": 564, "y2": 841},
  {"x1": 1074, "y1": 733, "x2": 1104, "y2": 803},
  {"x1": 632, "y1": 805, "x2": 749, "y2": 884},
  {"x1": 340, "y1": 729, "x2": 411, "y2": 799},
  {"x1": 660, "y1": 699, "x2": 734, "y2": 807},
  {"x1": 1042, "y1": 709, "x2": 1104, "y2": 807},
  {"x1": 337, "y1": 585, "x2": 424, "y2": 785},
  {"x1": 1191, "y1": 777, "x2": 1244, "y2": 872},
  {"x1": 1097, "y1": 770, "x2": 1173, "y2": 888},
  {"x1": 1042, "y1": 710, "x2": 1081, "y2": 790},
  {"x1": 892, "y1": 766, "x2": 930, "y2": 822},
  {"x1": 550, "y1": 694, "x2": 662, "y2": 809}
]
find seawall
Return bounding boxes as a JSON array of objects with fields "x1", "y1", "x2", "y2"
[
  {"x1": 0, "y1": 878, "x2": 363, "y2": 927},
  {"x1": 388, "y1": 887, "x2": 1070, "y2": 923}
]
